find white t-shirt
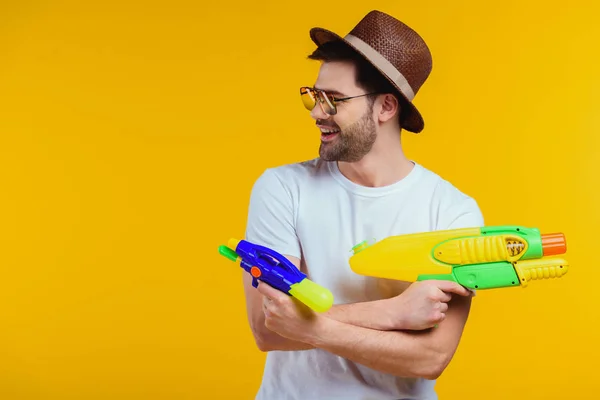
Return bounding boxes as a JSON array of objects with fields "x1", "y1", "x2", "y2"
[{"x1": 244, "y1": 158, "x2": 484, "y2": 400}]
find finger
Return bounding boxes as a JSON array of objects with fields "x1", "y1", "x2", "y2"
[
  {"x1": 435, "y1": 280, "x2": 471, "y2": 296},
  {"x1": 429, "y1": 310, "x2": 445, "y2": 326},
  {"x1": 438, "y1": 291, "x2": 452, "y2": 303},
  {"x1": 435, "y1": 311, "x2": 446, "y2": 323},
  {"x1": 262, "y1": 296, "x2": 271, "y2": 309},
  {"x1": 256, "y1": 280, "x2": 270, "y2": 295},
  {"x1": 439, "y1": 302, "x2": 449, "y2": 314},
  {"x1": 256, "y1": 281, "x2": 282, "y2": 299},
  {"x1": 262, "y1": 301, "x2": 271, "y2": 317}
]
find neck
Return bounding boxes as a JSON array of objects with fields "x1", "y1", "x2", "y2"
[{"x1": 337, "y1": 129, "x2": 413, "y2": 188}]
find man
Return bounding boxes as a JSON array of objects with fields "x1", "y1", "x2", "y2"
[{"x1": 242, "y1": 10, "x2": 484, "y2": 400}]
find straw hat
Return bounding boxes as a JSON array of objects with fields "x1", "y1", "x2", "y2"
[{"x1": 310, "y1": 10, "x2": 433, "y2": 133}]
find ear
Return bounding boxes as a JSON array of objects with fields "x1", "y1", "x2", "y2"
[{"x1": 376, "y1": 94, "x2": 399, "y2": 123}]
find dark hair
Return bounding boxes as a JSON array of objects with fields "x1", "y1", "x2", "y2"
[{"x1": 308, "y1": 40, "x2": 407, "y2": 121}]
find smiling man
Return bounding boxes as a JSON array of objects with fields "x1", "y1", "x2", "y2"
[{"x1": 242, "y1": 10, "x2": 484, "y2": 400}]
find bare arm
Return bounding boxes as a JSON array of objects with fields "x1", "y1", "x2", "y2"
[
  {"x1": 242, "y1": 260, "x2": 314, "y2": 351},
  {"x1": 243, "y1": 254, "x2": 406, "y2": 351},
  {"x1": 305, "y1": 292, "x2": 472, "y2": 379},
  {"x1": 244, "y1": 254, "x2": 467, "y2": 354},
  {"x1": 259, "y1": 280, "x2": 473, "y2": 379}
]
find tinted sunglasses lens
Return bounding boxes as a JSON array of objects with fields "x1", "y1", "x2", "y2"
[
  {"x1": 318, "y1": 91, "x2": 337, "y2": 115},
  {"x1": 301, "y1": 88, "x2": 316, "y2": 110}
]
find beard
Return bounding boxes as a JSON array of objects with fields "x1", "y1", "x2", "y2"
[{"x1": 318, "y1": 106, "x2": 377, "y2": 163}]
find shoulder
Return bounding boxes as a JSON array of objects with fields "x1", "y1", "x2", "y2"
[
  {"x1": 267, "y1": 158, "x2": 328, "y2": 179},
  {"x1": 414, "y1": 164, "x2": 475, "y2": 203},
  {"x1": 415, "y1": 163, "x2": 484, "y2": 229},
  {"x1": 252, "y1": 158, "x2": 329, "y2": 191}
]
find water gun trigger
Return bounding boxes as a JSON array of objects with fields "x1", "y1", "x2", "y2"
[{"x1": 249, "y1": 265, "x2": 262, "y2": 288}]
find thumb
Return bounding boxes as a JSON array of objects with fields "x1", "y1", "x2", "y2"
[{"x1": 435, "y1": 280, "x2": 471, "y2": 297}]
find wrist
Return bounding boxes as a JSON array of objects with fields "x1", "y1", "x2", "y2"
[
  {"x1": 381, "y1": 296, "x2": 408, "y2": 331},
  {"x1": 371, "y1": 297, "x2": 399, "y2": 331},
  {"x1": 304, "y1": 316, "x2": 337, "y2": 348}
]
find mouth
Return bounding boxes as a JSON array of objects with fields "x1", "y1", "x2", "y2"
[{"x1": 319, "y1": 126, "x2": 340, "y2": 142}]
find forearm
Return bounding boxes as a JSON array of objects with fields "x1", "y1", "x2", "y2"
[
  {"x1": 256, "y1": 327, "x2": 315, "y2": 351},
  {"x1": 324, "y1": 299, "x2": 396, "y2": 330},
  {"x1": 299, "y1": 295, "x2": 472, "y2": 378},
  {"x1": 258, "y1": 299, "x2": 395, "y2": 351},
  {"x1": 305, "y1": 317, "x2": 446, "y2": 379}
]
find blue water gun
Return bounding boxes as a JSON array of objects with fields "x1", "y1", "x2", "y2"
[{"x1": 218, "y1": 238, "x2": 334, "y2": 312}]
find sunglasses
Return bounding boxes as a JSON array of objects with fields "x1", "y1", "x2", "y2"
[{"x1": 300, "y1": 86, "x2": 379, "y2": 116}]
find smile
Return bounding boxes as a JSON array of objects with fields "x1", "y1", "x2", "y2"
[{"x1": 320, "y1": 128, "x2": 340, "y2": 142}]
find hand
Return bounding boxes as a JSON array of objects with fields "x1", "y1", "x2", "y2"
[
  {"x1": 256, "y1": 281, "x2": 323, "y2": 343},
  {"x1": 388, "y1": 280, "x2": 473, "y2": 331}
]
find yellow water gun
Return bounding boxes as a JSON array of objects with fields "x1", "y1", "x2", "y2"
[{"x1": 348, "y1": 225, "x2": 568, "y2": 289}]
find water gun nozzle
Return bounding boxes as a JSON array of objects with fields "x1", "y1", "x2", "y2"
[
  {"x1": 541, "y1": 232, "x2": 567, "y2": 256},
  {"x1": 218, "y1": 245, "x2": 239, "y2": 262}
]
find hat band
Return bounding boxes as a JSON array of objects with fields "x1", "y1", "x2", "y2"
[{"x1": 344, "y1": 34, "x2": 415, "y2": 101}]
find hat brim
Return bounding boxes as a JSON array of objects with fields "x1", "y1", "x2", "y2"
[{"x1": 309, "y1": 27, "x2": 425, "y2": 134}]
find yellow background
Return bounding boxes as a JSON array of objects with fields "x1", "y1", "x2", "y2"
[{"x1": 1, "y1": 0, "x2": 598, "y2": 398}]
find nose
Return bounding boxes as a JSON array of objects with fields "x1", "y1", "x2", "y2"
[{"x1": 310, "y1": 102, "x2": 330, "y2": 121}]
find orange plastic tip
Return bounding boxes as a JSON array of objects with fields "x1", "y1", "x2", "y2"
[{"x1": 541, "y1": 232, "x2": 567, "y2": 256}]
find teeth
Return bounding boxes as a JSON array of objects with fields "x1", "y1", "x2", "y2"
[{"x1": 321, "y1": 129, "x2": 339, "y2": 134}]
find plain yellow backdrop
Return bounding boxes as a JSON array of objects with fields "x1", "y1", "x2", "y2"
[{"x1": 1, "y1": 0, "x2": 598, "y2": 398}]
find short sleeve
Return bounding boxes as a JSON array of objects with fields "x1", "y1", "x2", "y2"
[
  {"x1": 441, "y1": 197, "x2": 485, "y2": 230},
  {"x1": 244, "y1": 168, "x2": 302, "y2": 259},
  {"x1": 433, "y1": 180, "x2": 485, "y2": 230}
]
